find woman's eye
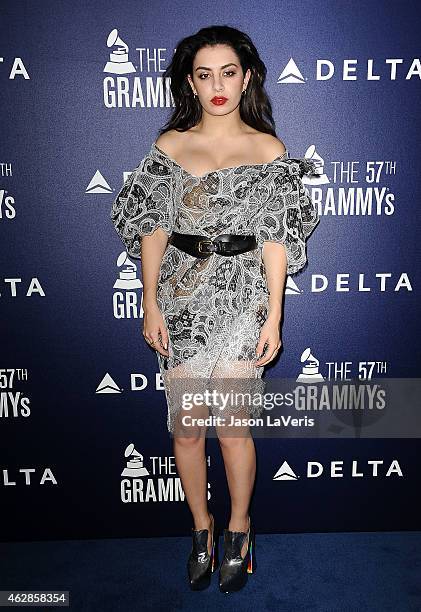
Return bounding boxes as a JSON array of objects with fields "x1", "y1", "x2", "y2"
[{"x1": 198, "y1": 71, "x2": 236, "y2": 79}]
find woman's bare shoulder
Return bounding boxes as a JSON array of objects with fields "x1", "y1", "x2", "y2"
[
  {"x1": 252, "y1": 132, "x2": 287, "y2": 159},
  {"x1": 155, "y1": 128, "x2": 286, "y2": 161},
  {"x1": 155, "y1": 130, "x2": 185, "y2": 156}
]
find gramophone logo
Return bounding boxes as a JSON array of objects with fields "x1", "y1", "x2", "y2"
[
  {"x1": 104, "y1": 29, "x2": 136, "y2": 75},
  {"x1": 277, "y1": 58, "x2": 306, "y2": 84},
  {"x1": 114, "y1": 251, "x2": 142, "y2": 291},
  {"x1": 120, "y1": 443, "x2": 213, "y2": 504},
  {"x1": 302, "y1": 145, "x2": 329, "y2": 186},
  {"x1": 86, "y1": 170, "x2": 113, "y2": 194},
  {"x1": 296, "y1": 347, "x2": 325, "y2": 383},
  {"x1": 121, "y1": 444, "x2": 150, "y2": 477},
  {"x1": 112, "y1": 251, "x2": 144, "y2": 319}
]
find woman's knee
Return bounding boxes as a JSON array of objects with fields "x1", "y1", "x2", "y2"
[
  {"x1": 217, "y1": 431, "x2": 251, "y2": 450},
  {"x1": 173, "y1": 426, "x2": 207, "y2": 447}
]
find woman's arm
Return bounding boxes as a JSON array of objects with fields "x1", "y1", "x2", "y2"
[
  {"x1": 254, "y1": 241, "x2": 287, "y2": 366},
  {"x1": 253, "y1": 154, "x2": 320, "y2": 367},
  {"x1": 141, "y1": 228, "x2": 168, "y2": 306},
  {"x1": 141, "y1": 228, "x2": 170, "y2": 356}
]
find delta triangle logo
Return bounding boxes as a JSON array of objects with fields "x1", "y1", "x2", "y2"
[
  {"x1": 277, "y1": 58, "x2": 306, "y2": 84},
  {"x1": 96, "y1": 373, "x2": 121, "y2": 394},
  {"x1": 285, "y1": 276, "x2": 302, "y2": 295},
  {"x1": 273, "y1": 460, "x2": 299, "y2": 481},
  {"x1": 86, "y1": 170, "x2": 113, "y2": 194}
]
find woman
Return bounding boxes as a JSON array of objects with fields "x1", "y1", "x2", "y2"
[{"x1": 111, "y1": 25, "x2": 319, "y2": 594}]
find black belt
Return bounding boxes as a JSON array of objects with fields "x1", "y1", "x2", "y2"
[{"x1": 168, "y1": 231, "x2": 257, "y2": 259}]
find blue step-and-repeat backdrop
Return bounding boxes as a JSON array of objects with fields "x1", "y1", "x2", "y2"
[{"x1": 1, "y1": 0, "x2": 420, "y2": 541}]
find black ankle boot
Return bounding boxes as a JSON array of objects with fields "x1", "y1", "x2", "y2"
[
  {"x1": 187, "y1": 513, "x2": 218, "y2": 590},
  {"x1": 219, "y1": 516, "x2": 255, "y2": 593}
]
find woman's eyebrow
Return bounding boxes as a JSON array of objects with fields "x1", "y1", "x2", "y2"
[{"x1": 195, "y1": 63, "x2": 238, "y2": 71}]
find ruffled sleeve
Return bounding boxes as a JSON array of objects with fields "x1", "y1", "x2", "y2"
[
  {"x1": 256, "y1": 155, "x2": 320, "y2": 275},
  {"x1": 110, "y1": 147, "x2": 175, "y2": 259}
]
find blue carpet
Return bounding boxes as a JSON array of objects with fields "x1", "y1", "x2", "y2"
[{"x1": 1, "y1": 532, "x2": 420, "y2": 611}]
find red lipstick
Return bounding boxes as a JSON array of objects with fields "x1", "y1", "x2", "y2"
[{"x1": 211, "y1": 96, "x2": 228, "y2": 105}]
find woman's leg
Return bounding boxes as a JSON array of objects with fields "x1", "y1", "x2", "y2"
[
  {"x1": 212, "y1": 359, "x2": 256, "y2": 557},
  {"x1": 217, "y1": 427, "x2": 255, "y2": 558},
  {"x1": 173, "y1": 434, "x2": 213, "y2": 552},
  {"x1": 212, "y1": 359, "x2": 258, "y2": 558},
  {"x1": 167, "y1": 366, "x2": 213, "y2": 553}
]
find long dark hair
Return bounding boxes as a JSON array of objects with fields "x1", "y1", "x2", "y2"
[{"x1": 158, "y1": 25, "x2": 277, "y2": 137}]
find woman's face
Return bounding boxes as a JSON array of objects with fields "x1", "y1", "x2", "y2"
[{"x1": 187, "y1": 44, "x2": 251, "y2": 115}]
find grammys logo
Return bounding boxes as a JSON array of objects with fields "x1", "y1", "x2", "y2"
[
  {"x1": 296, "y1": 347, "x2": 324, "y2": 383},
  {"x1": 112, "y1": 250, "x2": 144, "y2": 320},
  {"x1": 0, "y1": 367, "x2": 31, "y2": 419},
  {"x1": 102, "y1": 28, "x2": 173, "y2": 109},
  {"x1": 120, "y1": 443, "x2": 212, "y2": 504},
  {"x1": 297, "y1": 144, "x2": 401, "y2": 219},
  {"x1": 0, "y1": 181, "x2": 16, "y2": 222},
  {"x1": 104, "y1": 29, "x2": 136, "y2": 75},
  {"x1": 301, "y1": 145, "x2": 329, "y2": 186},
  {"x1": 295, "y1": 347, "x2": 388, "y2": 382}
]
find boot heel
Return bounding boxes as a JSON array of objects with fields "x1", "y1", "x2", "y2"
[
  {"x1": 211, "y1": 524, "x2": 219, "y2": 572},
  {"x1": 247, "y1": 526, "x2": 256, "y2": 574}
]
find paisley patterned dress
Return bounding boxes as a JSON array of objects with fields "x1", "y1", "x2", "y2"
[{"x1": 111, "y1": 141, "x2": 319, "y2": 433}]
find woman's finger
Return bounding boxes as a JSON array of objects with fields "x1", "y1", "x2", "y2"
[
  {"x1": 158, "y1": 325, "x2": 169, "y2": 351},
  {"x1": 256, "y1": 348, "x2": 278, "y2": 366},
  {"x1": 255, "y1": 333, "x2": 270, "y2": 360},
  {"x1": 143, "y1": 334, "x2": 158, "y2": 346},
  {"x1": 255, "y1": 341, "x2": 281, "y2": 366},
  {"x1": 255, "y1": 342, "x2": 276, "y2": 366},
  {"x1": 143, "y1": 330, "x2": 169, "y2": 357}
]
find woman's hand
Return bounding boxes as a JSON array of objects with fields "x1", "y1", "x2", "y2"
[
  {"x1": 142, "y1": 300, "x2": 170, "y2": 358},
  {"x1": 254, "y1": 315, "x2": 282, "y2": 367}
]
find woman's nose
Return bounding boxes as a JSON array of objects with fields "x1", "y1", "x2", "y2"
[{"x1": 213, "y1": 78, "x2": 224, "y2": 92}]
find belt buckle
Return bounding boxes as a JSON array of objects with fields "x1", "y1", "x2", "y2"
[{"x1": 197, "y1": 239, "x2": 213, "y2": 254}]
